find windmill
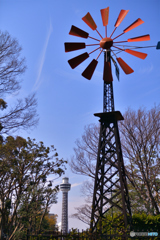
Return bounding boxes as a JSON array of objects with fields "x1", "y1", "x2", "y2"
[{"x1": 64, "y1": 7, "x2": 160, "y2": 233}]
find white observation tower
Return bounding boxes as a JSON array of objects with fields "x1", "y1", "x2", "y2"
[{"x1": 60, "y1": 177, "x2": 71, "y2": 234}]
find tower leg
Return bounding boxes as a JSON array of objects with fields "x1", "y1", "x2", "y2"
[{"x1": 90, "y1": 111, "x2": 132, "y2": 234}]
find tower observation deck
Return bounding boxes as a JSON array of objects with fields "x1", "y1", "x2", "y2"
[{"x1": 60, "y1": 177, "x2": 71, "y2": 234}]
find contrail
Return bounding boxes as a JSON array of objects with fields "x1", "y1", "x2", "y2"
[{"x1": 33, "y1": 20, "x2": 53, "y2": 90}]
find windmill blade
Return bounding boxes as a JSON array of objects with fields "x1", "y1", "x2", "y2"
[
  {"x1": 68, "y1": 52, "x2": 89, "y2": 69},
  {"x1": 64, "y1": 42, "x2": 86, "y2": 52},
  {"x1": 128, "y1": 34, "x2": 150, "y2": 42},
  {"x1": 110, "y1": 9, "x2": 129, "y2": 38},
  {"x1": 116, "y1": 57, "x2": 134, "y2": 74},
  {"x1": 103, "y1": 61, "x2": 113, "y2": 83},
  {"x1": 115, "y1": 9, "x2": 129, "y2": 27},
  {"x1": 82, "y1": 59, "x2": 98, "y2": 80},
  {"x1": 112, "y1": 18, "x2": 145, "y2": 40},
  {"x1": 69, "y1": 25, "x2": 89, "y2": 39},
  {"x1": 101, "y1": 7, "x2": 109, "y2": 26},
  {"x1": 125, "y1": 49, "x2": 147, "y2": 59},
  {"x1": 123, "y1": 18, "x2": 144, "y2": 33},
  {"x1": 82, "y1": 12, "x2": 97, "y2": 30}
]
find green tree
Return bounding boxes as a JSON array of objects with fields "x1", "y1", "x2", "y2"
[
  {"x1": 0, "y1": 136, "x2": 67, "y2": 240},
  {"x1": 102, "y1": 213, "x2": 160, "y2": 239},
  {"x1": 45, "y1": 214, "x2": 58, "y2": 230}
]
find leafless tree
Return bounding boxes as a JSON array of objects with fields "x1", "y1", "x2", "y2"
[
  {"x1": 70, "y1": 106, "x2": 160, "y2": 223},
  {"x1": 70, "y1": 123, "x2": 99, "y2": 178},
  {"x1": 71, "y1": 180, "x2": 93, "y2": 225},
  {"x1": 119, "y1": 106, "x2": 160, "y2": 215},
  {"x1": 0, "y1": 94, "x2": 38, "y2": 134},
  {"x1": 0, "y1": 31, "x2": 38, "y2": 135},
  {"x1": 0, "y1": 31, "x2": 25, "y2": 96},
  {"x1": 70, "y1": 124, "x2": 98, "y2": 225}
]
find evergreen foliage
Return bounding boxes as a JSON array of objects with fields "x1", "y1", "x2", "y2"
[{"x1": 0, "y1": 136, "x2": 67, "y2": 240}]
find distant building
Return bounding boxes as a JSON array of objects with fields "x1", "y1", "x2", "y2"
[{"x1": 60, "y1": 177, "x2": 71, "y2": 234}]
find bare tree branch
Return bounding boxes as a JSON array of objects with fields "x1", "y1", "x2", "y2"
[
  {"x1": 0, "y1": 31, "x2": 26, "y2": 96},
  {"x1": 0, "y1": 93, "x2": 38, "y2": 134},
  {"x1": 0, "y1": 31, "x2": 38, "y2": 134}
]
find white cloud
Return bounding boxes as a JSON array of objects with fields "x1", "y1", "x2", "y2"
[
  {"x1": 139, "y1": 63, "x2": 154, "y2": 74},
  {"x1": 33, "y1": 20, "x2": 53, "y2": 90},
  {"x1": 71, "y1": 182, "x2": 82, "y2": 188}
]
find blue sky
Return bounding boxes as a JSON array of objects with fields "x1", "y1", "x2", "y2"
[{"x1": 0, "y1": 0, "x2": 160, "y2": 230}]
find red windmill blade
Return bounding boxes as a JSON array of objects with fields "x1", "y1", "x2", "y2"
[
  {"x1": 116, "y1": 58, "x2": 134, "y2": 74},
  {"x1": 103, "y1": 61, "x2": 113, "y2": 83},
  {"x1": 115, "y1": 9, "x2": 129, "y2": 27},
  {"x1": 128, "y1": 34, "x2": 150, "y2": 42},
  {"x1": 82, "y1": 59, "x2": 98, "y2": 80},
  {"x1": 110, "y1": 9, "x2": 129, "y2": 37},
  {"x1": 112, "y1": 18, "x2": 144, "y2": 40},
  {"x1": 82, "y1": 12, "x2": 103, "y2": 39},
  {"x1": 69, "y1": 25, "x2": 100, "y2": 42},
  {"x1": 64, "y1": 42, "x2": 86, "y2": 52},
  {"x1": 82, "y1": 12, "x2": 97, "y2": 30},
  {"x1": 125, "y1": 49, "x2": 147, "y2": 59},
  {"x1": 123, "y1": 18, "x2": 144, "y2": 33},
  {"x1": 68, "y1": 52, "x2": 89, "y2": 69},
  {"x1": 100, "y1": 7, "x2": 109, "y2": 37},
  {"x1": 65, "y1": 7, "x2": 152, "y2": 81},
  {"x1": 113, "y1": 46, "x2": 148, "y2": 59},
  {"x1": 101, "y1": 7, "x2": 109, "y2": 27},
  {"x1": 69, "y1": 25, "x2": 89, "y2": 38}
]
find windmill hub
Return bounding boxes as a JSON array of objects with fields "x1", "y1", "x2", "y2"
[{"x1": 100, "y1": 37, "x2": 113, "y2": 49}]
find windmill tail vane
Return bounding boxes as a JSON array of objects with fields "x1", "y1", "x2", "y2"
[{"x1": 65, "y1": 7, "x2": 159, "y2": 82}]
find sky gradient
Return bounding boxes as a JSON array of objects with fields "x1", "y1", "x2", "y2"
[{"x1": 0, "y1": 0, "x2": 160, "y2": 230}]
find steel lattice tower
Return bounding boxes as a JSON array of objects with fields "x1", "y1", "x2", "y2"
[
  {"x1": 60, "y1": 177, "x2": 71, "y2": 234},
  {"x1": 90, "y1": 51, "x2": 132, "y2": 232}
]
